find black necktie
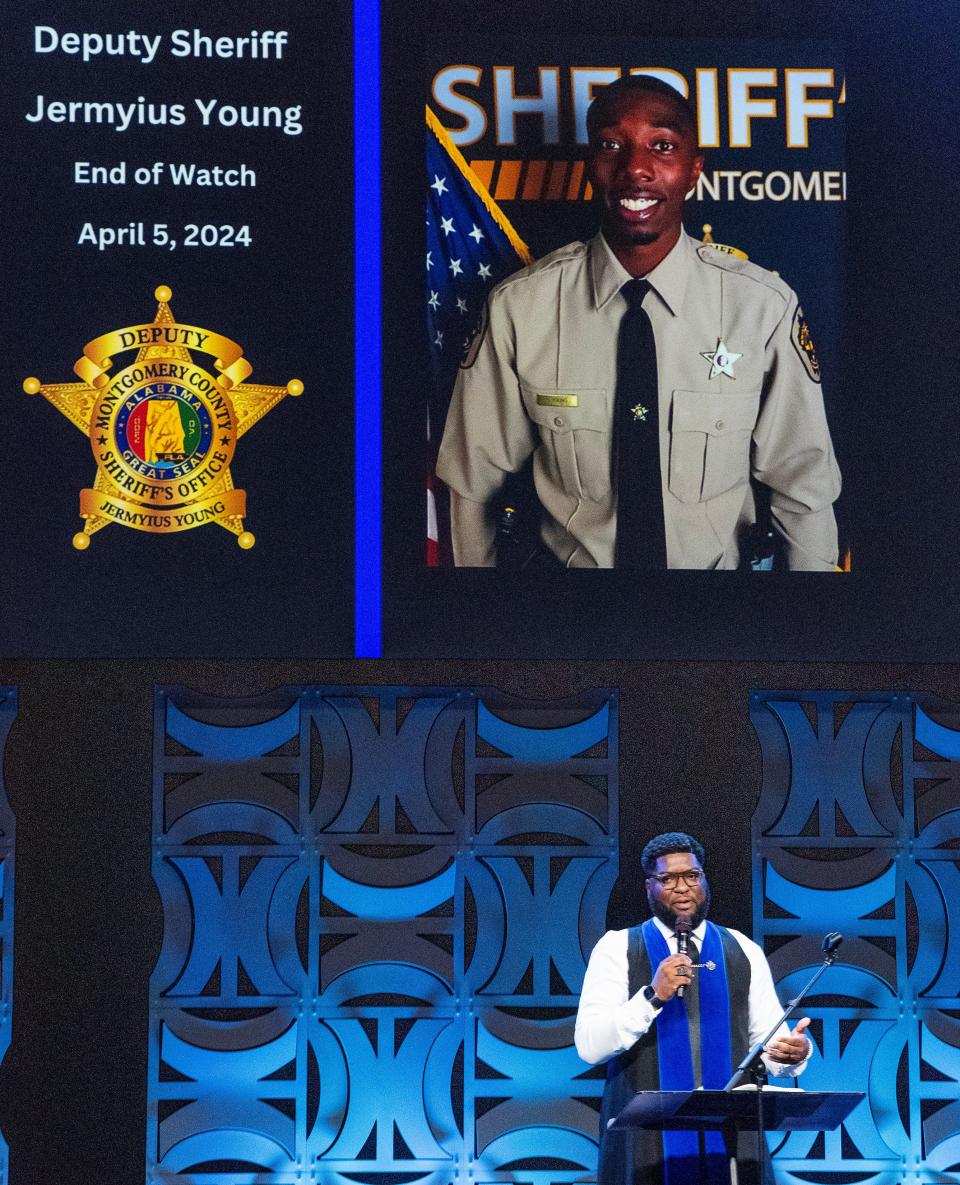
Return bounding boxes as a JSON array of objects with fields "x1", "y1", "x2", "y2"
[
  {"x1": 684, "y1": 934, "x2": 702, "y2": 1087},
  {"x1": 614, "y1": 278, "x2": 665, "y2": 567}
]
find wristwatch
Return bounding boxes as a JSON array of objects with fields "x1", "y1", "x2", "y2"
[{"x1": 642, "y1": 984, "x2": 665, "y2": 1010}]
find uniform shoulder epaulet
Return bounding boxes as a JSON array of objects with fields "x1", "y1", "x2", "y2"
[
  {"x1": 494, "y1": 241, "x2": 588, "y2": 293},
  {"x1": 695, "y1": 243, "x2": 792, "y2": 302}
]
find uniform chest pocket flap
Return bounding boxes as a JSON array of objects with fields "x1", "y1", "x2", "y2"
[
  {"x1": 669, "y1": 389, "x2": 761, "y2": 505},
  {"x1": 520, "y1": 385, "x2": 610, "y2": 502}
]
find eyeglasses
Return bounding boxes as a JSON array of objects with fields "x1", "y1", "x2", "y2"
[{"x1": 649, "y1": 869, "x2": 704, "y2": 889}]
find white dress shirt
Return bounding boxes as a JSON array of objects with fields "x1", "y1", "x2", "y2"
[{"x1": 574, "y1": 916, "x2": 808, "y2": 1079}]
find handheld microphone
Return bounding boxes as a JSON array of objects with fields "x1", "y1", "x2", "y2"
[{"x1": 675, "y1": 915, "x2": 693, "y2": 999}]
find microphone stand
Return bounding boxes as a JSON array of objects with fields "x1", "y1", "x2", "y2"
[{"x1": 723, "y1": 935, "x2": 842, "y2": 1184}]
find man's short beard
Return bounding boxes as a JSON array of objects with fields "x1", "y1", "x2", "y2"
[
  {"x1": 605, "y1": 220, "x2": 659, "y2": 248},
  {"x1": 648, "y1": 882, "x2": 711, "y2": 930},
  {"x1": 623, "y1": 230, "x2": 658, "y2": 246}
]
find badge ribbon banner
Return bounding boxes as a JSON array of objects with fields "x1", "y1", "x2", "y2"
[{"x1": 75, "y1": 323, "x2": 252, "y2": 391}]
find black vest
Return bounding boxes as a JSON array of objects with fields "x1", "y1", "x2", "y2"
[{"x1": 596, "y1": 924, "x2": 760, "y2": 1185}]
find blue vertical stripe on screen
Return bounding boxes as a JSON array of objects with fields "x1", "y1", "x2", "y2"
[{"x1": 354, "y1": 0, "x2": 382, "y2": 657}]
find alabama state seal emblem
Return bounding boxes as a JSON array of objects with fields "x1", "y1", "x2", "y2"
[{"x1": 23, "y1": 285, "x2": 302, "y2": 549}]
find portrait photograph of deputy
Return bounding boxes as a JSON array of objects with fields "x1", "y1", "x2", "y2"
[{"x1": 436, "y1": 74, "x2": 841, "y2": 570}]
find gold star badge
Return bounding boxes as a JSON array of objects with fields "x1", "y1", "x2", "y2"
[
  {"x1": 23, "y1": 285, "x2": 302, "y2": 549},
  {"x1": 630, "y1": 403, "x2": 649, "y2": 422},
  {"x1": 700, "y1": 339, "x2": 742, "y2": 380}
]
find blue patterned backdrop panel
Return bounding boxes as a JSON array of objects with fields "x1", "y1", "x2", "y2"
[
  {"x1": 752, "y1": 691, "x2": 960, "y2": 1185},
  {"x1": 147, "y1": 686, "x2": 618, "y2": 1185},
  {"x1": 0, "y1": 689, "x2": 15, "y2": 1185}
]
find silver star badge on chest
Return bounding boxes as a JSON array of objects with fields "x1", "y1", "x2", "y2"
[{"x1": 700, "y1": 339, "x2": 742, "y2": 380}]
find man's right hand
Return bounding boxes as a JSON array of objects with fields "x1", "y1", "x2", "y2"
[{"x1": 651, "y1": 954, "x2": 694, "y2": 1002}]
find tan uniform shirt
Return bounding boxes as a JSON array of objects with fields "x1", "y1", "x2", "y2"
[{"x1": 436, "y1": 230, "x2": 841, "y2": 569}]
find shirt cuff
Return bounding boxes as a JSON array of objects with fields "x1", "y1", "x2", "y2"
[
  {"x1": 762, "y1": 1043, "x2": 811, "y2": 1078},
  {"x1": 616, "y1": 987, "x2": 658, "y2": 1048}
]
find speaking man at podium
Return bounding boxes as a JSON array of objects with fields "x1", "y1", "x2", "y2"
[{"x1": 575, "y1": 832, "x2": 812, "y2": 1184}]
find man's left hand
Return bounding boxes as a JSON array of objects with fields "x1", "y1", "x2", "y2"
[{"x1": 765, "y1": 1016, "x2": 812, "y2": 1065}]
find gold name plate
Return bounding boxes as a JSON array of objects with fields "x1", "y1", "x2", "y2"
[{"x1": 536, "y1": 393, "x2": 579, "y2": 407}]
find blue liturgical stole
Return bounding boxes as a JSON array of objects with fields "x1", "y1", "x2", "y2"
[{"x1": 641, "y1": 918, "x2": 734, "y2": 1185}]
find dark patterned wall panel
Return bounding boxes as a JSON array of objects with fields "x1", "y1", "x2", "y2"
[
  {"x1": 147, "y1": 686, "x2": 617, "y2": 1184},
  {"x1": 0, "y1": 689, "x2": 14, "y2": 1185},
  {"x1": 752, "y1": 691, "x2": 960, "y2": 1185}
]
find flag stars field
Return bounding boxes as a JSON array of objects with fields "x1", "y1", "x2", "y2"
[{"x1": 425, "y1": 106, "x2": 533, "y2": 561}]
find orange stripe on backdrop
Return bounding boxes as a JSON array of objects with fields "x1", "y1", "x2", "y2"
[
  {"x1": 469, "y1": 158, "x2": 594, "y2": 201},
  {"x1": 469, "y1": 160, "x2": 495, "y2": 190},
  {"x1": 522, "y1": 161, "x2": 547, "y2": 199},
  {"x1": 494, "y1": 160, "x2": 522, "y2": 200},
  {"x1": 545, "y1": 161, "x2": 568, "y2": 200},
  {"x1": 566, "y1": 161, "x2": 584, "y2": 199}
]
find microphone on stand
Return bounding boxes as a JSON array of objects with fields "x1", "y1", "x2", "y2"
[
  {"x1": 675, "y1": 915, "x2": 693, "y2": 999},
  {"x1": 822, "y1": 931, "x2": 843, "y2": 955}
]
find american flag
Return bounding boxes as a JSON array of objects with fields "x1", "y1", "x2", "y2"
[{"x1": 425, "y1": 105, "x2": 532, "y2": 564}]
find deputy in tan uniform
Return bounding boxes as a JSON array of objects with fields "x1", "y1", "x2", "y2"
[{"x1": 437, "y1": 74, "x2": 841, "y2": 569}]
